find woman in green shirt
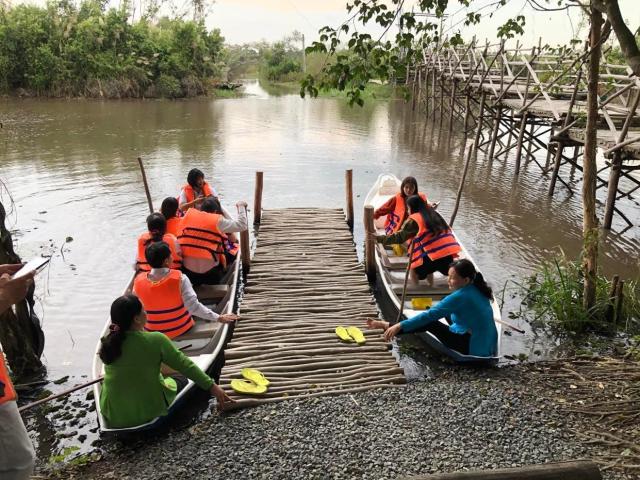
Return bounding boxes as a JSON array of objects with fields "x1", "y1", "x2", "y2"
[{"x1": 98, "y1": 294, "x2": 233, "y2": 429}]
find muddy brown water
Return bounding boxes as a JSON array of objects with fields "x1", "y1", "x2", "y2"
[{"x1": 1, "y1": 79, "x2": 639, "y2": 463}]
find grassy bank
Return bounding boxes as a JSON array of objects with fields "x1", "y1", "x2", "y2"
[{"x1": 258, "y1": 79, "x2": 402, "y2": 101}]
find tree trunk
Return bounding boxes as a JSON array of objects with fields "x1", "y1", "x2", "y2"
[
  {"x1": 0, "y1": 200, "x2": 45, "y2": 380},
  {"x1": 582, "y1": 4, "x2": 603, "y2": 312}
]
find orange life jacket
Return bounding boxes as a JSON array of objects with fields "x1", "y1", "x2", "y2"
[
  {"x1": 133, "y1": 270, "x2": 194, "y2": 339},
  {"x1": 178, "y1": 208, "x2": 228, "y2": 269},
  {"x1": 409, "y1": 213, "x2": 461, "y2": 269},
  {"x1": 385, "y1": 192, "x2": 428, "y2": 235},
  {"x1": 182, "y1": 182, "x2": 213, "y2": 205},
  {"x1": 0, "y1": 351, "x2": 17, "y2": 405},
  {"x1": 165, "y1": 217, "x2": 182, "y2": 237},
  {"x1": 136, "y1": 232, "x2": 182, "y2": 273}
]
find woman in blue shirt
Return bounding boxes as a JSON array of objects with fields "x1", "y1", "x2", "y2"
[{"x1": 368, "y1": 259, "x2": 498, "y2": 357}]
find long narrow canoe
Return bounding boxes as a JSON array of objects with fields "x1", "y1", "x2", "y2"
[
  {"x1": 92, "y1": 234, "x2": 241, "y2": 433},
  {"x1": 364, "y1": 173, "x2": 501, "y2": 363}
]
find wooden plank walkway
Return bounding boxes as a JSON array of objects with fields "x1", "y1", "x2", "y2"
[{"x1": 220, "y1": 208, "x2": 405, "y2": 410}]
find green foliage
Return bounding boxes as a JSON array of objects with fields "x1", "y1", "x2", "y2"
[
  {"x1": 0, "y1": 0, "x2": 225, "y2": 97},
  {"x1": 521, "y1": 252, "x2": 640, "y2": 335},
  {"x1": 303, "y1": 0, "x2": 529, "y2": 106},
  {"x1": 262, "y1": 41, "x2": 302, "y2": 81}
]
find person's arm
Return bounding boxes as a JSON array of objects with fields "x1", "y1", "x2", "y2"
[
  {"x1": 218, "y1": 202, "x2": 248, "y2": 234},
  {"x1": 0, "y1": 271, "x2": 34, "y2": 315},
  {"x1": 399, "y1": 291, "x2": 460, "y2": 333},
  {"x1": 373, "y1": 196, "x2": 396, "y2": 219},
  {"x1": 376, "y1": 219, "x2": 419, "y2": 246},
  {"x1": 180, "y1": 275, "x2": 238, "y2": 324},
  {"x1": 156, "y1": 333, "x2": 214, "y2": 389}
]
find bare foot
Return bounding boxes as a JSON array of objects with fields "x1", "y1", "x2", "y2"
[
  {"x1": 366, "y1": 318, "x2": 390, "y2": 331},
  {"x1": 426, "y1": 273, "x2": 434, "y2": 287}
]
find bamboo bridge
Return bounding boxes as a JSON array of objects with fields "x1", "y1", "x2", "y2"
[
  {"x1": 407, "y1": 39, "x2": 640, "y2": 232},
  {"x1": 220, "y1": 198, "x2": 405, "y2": 411}
]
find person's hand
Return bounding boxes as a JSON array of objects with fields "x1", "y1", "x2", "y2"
[
  {"x1": 236, "y1": 201, "x2": 248, "y2": 210},
  {"x1": 0, "y1": 271, "x2": 34, "y2": 313},
  {"x1": 383, "y1": 323, "x2": 402, "y2": 342},
  {"x1": 0, "y1": 264, "x2": 22, "y2": 276},
  {"x1": 210, "y1": 383, "x2": 235, "y2": 411},
  {"x1": 227, "y1": 232, "x2": 238, "y2": 243},
  {"x1": 218, "y1": 313, "x2": 240, "y2": 324},
  {"x1": 431, "y1": 201, "x2": 440, "y2": 209}
]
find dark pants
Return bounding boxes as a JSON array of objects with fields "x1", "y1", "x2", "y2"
[
  {"x1": 182, "y1": 264, "x2": 224, "y2": 286},
  {"x1": 402, "y1": 317, "x2": 471, "y2": 355},
  {"x1": 414, "y1": 254, "x2": 455, "y2": 280},
  {"x1": 170, "y1": 374, "x2": 189, "y2": 393}
]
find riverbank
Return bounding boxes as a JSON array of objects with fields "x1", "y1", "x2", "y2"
[
  {"x1": 41, "y1": 356, "x2": 638, "y2": 480},
  {"x1": 2, "y1": 86, "x2": 243, "y2": 100},
  {"x1": 256, "y1": 79, "x2": 398, "y2": 100}
]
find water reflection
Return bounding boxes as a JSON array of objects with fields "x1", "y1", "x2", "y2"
[{"x1": 1, "y1": 80, "x2": 639, "y2": 462}]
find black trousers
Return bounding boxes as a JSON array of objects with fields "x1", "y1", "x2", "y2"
[
  {"x1": 413, "y1": 254, "x2": 455, "y2": 280},
  {"x1": 403, "y1": 317, "x2": 471, "y2": 355},
  {"x1": 182, "y1": 264, "x2": 224, "y2": 286}
]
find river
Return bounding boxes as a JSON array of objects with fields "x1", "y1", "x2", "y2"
[{"x1": 1, "y1": 79, "x2": 639, "y2": 463}]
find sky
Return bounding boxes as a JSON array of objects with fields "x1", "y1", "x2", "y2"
[{"x1": 207, "y1": 0, "x2": 639, "y2": 47}]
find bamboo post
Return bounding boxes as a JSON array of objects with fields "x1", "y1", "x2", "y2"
[
  {"x1": 18, "y1": 377, "x2": 104, "y2": 413},
  {"x1": 525, "y1": 120, "x2": 535, "y2": 163},
  {"x1": 614, "y1": 280, "x2": 625, "y2": 325},
  {"x1": 472, "y1": 91, "x2": 487, "y2": 155},
  {"x1": 505, "y1": 110, "x2": 514, "y2": 157},
  {"x1": 604, "y1": 87, "x2": 640, "y2": 229},
  {"x1": 395, "y1": 239, "x2": 415, "y2": 324},
  {"x1": 364, "y1": 205, "x2": 376, "y2": 282},
  {"x1": 240, "y1": 207, "x2": 251, "y2": 274},
  {"x1": 488, "y1": 107, "x2": 502, "y2": 160},
  {"x1": 425, "y1": 67, "x2": 430, "y2": 117},
  {"x1": 402, "y1": 460, "x2": 602, "y2": 480},
  {"x1": 605, "y1": 274, "x2": 620, "y2": 323},
  {"x1": 514, "y1": 112, "x2": 528, "y2": 175},
  {"x1": 253, "y1": 171, "x2": 263, "y2": 225},
  {"x1": 431, "y1": 69, "x2": 438, "y2": 120},
  {"x1": 439, "y1": 76, "x2": 445, "y2": 125},
  {"x1": 463, "y1": 93, "x2": 471, "y2": 135},
  {"x1": 545, "y1": 127, "x2": 555, "y2": 170},
  {"x1": 345, "y1": 169, "x2": 354, "y2": 231},
  {"x1": 137, "y1": 157, "x2": 154, "y2": 214},
  {"x1": 449, "y1": 80, "x2": 457, "y2": 132},
  {"x1": 412, "y1": 68, "x2": 418, "y2": 111},
  {"x1": 450, "y1": 143, "x2": 474, "y2": 227},
  {"x1": 548, "y1": 141, "x2": 565, "y2": 195}
]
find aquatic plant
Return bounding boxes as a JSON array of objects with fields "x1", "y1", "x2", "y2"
[{"x1": 521, "y1": 251, "x2": 640, "y2": 335}]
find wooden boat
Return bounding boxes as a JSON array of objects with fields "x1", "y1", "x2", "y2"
[
  {"x1": 92, "y1": 232, "x2": 241, "y2": 433},
  {"x1": 364, "y1": 173, "x2": 501, "y2": 363}
]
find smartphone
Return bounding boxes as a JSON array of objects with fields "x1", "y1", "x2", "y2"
[{"x1": 12, "y1": 257, "x2": 51, "y2": 279}]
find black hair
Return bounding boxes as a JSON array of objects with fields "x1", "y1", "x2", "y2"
[
  {"x1": 146, "y1": 213, "x2": 166, "y2": 243},
  {"x1": 187, "y1": 168, "x2": 205, "y2": 188},
  {"x1": 201, "y1": 197, "x2": 222, "y2": 214},
  {"x1": 400, "y1": 176, "x2": 419, "y2": 199},
  {"x1": 406, "y1": 195, "x2": 448, "y2": 236},
  {"x1": 161, "y1": 197, "x2": 179, "y2": 220},
  {"x1": 99, "y1": 294, "x2": 143, "y2": 365},
  {"x1": 145, "y1": 241, "x2": 172, "y2": 269},
  {"x1": 450, "y1": 259, "x2": 493, "y2": 299}
]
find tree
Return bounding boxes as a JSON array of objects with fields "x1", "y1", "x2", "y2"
[{"x1": 303, "y1": 0, "x2": 639, "y2": 312}]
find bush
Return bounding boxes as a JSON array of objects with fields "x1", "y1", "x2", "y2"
[
  {"x1": 520, "y1": 252, "x2": 640, "y2": 334},
  {"x1": 156, "y1": 74, "x2": 182, "y2": 98}
]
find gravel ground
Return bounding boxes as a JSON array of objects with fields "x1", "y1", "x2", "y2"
[{"x1": 44, "y1": 365, "x2": 634, "y2": 480}]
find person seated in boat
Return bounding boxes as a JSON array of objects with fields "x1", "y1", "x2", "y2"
[
  {"x1": 373, "y1": 176, "x2": 430, "y2": 235},
  {"x1": 161, "y1": 197, "x2": 182, "y2": 237},
  {"x1": 178, "y1": 197, "x2": 246, "y2": 286},
  {"x1": 179, "y1": 168, "x2": 217, "y2": 212},
  {"x1": 98, "y1": 294, "x2": 234, "y2": 429},
  {"x1": 133, "y1": 241, "x2": 238, "y2": 339},
  {"x1": 375, "y1": 195, "x2": 461, "y2": 285},
  {"x1": 135, "y1": 213, "x2": 182, "y2": 274},
  {"x1": 367, "y1": 259, "x2": 498, "y2": 357}
]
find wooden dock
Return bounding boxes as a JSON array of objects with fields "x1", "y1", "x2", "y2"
[{"x1": 220, "y1": 208, "x2": 405, "y2": 410}]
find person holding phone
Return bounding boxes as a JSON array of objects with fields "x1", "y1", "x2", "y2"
[{"x1": 0, "y1": 264, "x2": 36, "y2": 480}]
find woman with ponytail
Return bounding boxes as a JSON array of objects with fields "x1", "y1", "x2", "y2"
[
  {"x1": 98, "y1": 294, "x2": 233, "y2": 428},
  {"x1": 134, "y1": 212, "x2": 182, "y2": 273},
  {"x1": 367, "y1": 259, "x2": 497, "y2": 357},
  {"x1": 375, "y1": 195, "x2": 461, "y2": 285},
  {"x1": 161, "y1": 197, "x2": 181, "y2": 237}
]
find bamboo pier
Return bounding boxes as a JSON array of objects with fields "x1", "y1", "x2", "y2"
[
  {"x1": 410, "y1": 39, "x2": 640, "y2": 231},
  {"x1": 220, "y1": 207, "x2": 405, "y2": 411}
]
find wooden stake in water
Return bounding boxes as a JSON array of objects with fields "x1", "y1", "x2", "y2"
[
  {"x1": 395, "y1": 238, "x2": 415, "y2": 325},
  {"x1": 137, "y1": 157, "x2": 154, "y2": 213},
  {"x1": 450, "y1": 144, "x2": 474, "y2": 227}
]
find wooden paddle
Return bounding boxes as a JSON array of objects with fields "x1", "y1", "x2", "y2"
[
  {"x1": 395, "y1": 238, "x2": 416, "y2": 325},
  {"x1": 137, "y1": 157, "x2": 154, "y2": 214}
]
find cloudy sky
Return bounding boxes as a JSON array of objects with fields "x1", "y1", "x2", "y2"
[{"x1": 208, "y1": 0, "x2": 639, "y2": 47}]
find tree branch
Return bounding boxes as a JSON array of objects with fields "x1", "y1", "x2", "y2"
[{"x1": 593, "y1": 0, "x2": 640, "y2": 76}]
